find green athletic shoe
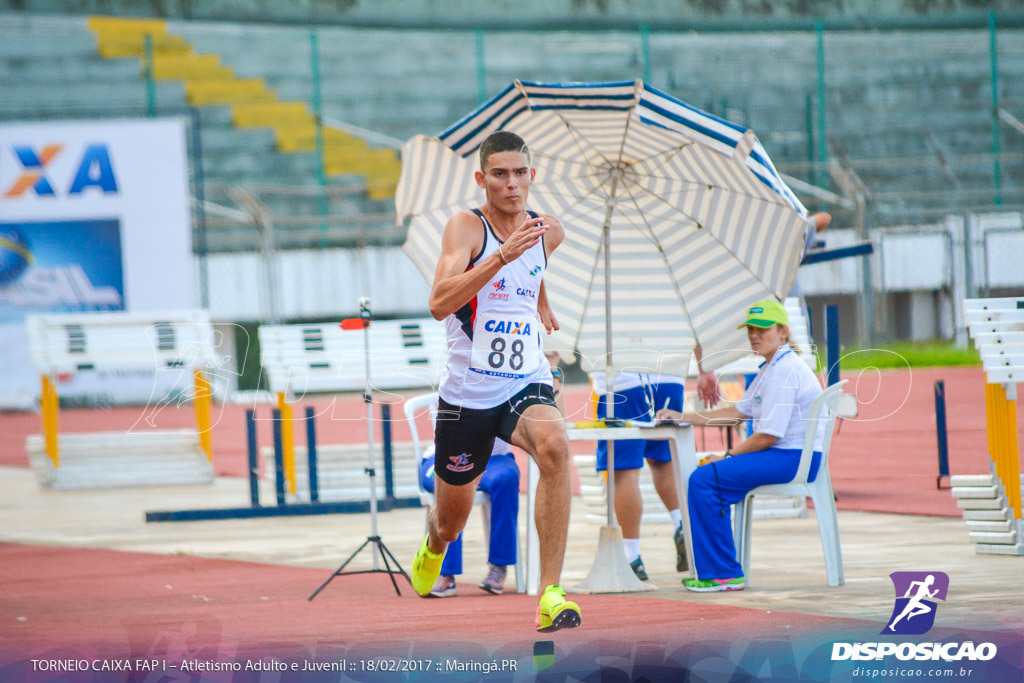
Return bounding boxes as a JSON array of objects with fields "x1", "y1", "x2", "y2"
[
  {"x1": 682, "y1": 577, "x2": 745, "y2": 593},
  {"x1": 410, "y1": 535, "x2": 446, "y2": 597},
  {"x1": 536, "y1": 585, "x2": 581, "y2": 632}
]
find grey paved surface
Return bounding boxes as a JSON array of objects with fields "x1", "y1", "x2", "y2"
[{"x1": 2, "y1": 466, "x2": 1021, "y2": 635}]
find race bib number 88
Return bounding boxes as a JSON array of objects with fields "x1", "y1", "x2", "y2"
[{"x1": 470, "y1": 314, "x2": 540, "y2": 378}]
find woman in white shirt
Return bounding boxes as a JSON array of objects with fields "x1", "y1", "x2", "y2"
[{"x1": 656, "y1": 299, "x2": 826, "y2": 593}]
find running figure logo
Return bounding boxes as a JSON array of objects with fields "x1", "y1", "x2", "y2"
[
  {"x1": 447, "y1": 453, "x2": 473, "y2": 474},
  {"x1": 883, "y1": 571, "x2": 949, "y2": 635}
]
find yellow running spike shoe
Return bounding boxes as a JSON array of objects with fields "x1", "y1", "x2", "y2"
[
  {"x1": 410, "y1": 535, "x2": 446, "y2": 597},
  {"x1": 536, "y1": 585, "x2": 581, "y2": 632}
]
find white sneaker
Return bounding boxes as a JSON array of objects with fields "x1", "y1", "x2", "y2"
[
  {"x1": 428, "y1": 574, "x2": 457, "y2": 597},
  {"x1": 478, "y1": 563, "x2": 507, "y2": 595}
]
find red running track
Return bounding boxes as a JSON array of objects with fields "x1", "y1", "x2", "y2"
[
  {"x1": 1, "y1": 366, "x2": 1018, "y2": 517},
  {"x1": 0, "y1": 542, "x2": 878, "y2": 660}
]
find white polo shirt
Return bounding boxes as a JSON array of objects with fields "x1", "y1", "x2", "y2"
[{"x1": 735, "y1": 345, "x2": 826, "y2": 451}]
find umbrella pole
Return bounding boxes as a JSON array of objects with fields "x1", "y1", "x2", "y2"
[{"x1": 573, "y1": 198, "x2": 651, "y2": 594}]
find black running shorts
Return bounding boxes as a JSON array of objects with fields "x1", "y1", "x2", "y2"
[{"x1": 433, "y1": 383, "x2": 556, "y2": 486}]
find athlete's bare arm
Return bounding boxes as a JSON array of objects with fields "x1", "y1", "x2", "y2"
[
  {"x1": 538, "y1": 213, "x2": 565, "y2": 255},
  {"x1": 535, "y1": 213, "x2": 564, "y2": 333},
  {"x1": 537, "y1": 281, "x2": 560, "y2": 334},
  {"x1": 428, "y1": 211, "x2": 549, "y2": 320}
]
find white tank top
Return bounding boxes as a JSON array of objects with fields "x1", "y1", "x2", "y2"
[{"x1": 438, "y1": 209, "x2": 552, "y2": 409}]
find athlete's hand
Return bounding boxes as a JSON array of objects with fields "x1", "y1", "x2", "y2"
[
  {"x1": 697, "y1": 370, "x2": 719, "y2": 409},
  {"x1": 501, "y1": 215, "x2": 549, "y2": 263},
  {"x1": 538, "y1": 298, "x2": 560, "y2": 334}
]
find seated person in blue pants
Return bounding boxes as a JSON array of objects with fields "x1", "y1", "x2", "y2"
[
  {"x1": 657, "y1": 299, "x2": 826, "y2": 593},
  {"x1": 418, "y1": 438, "x2": 519, "y2": 597}
]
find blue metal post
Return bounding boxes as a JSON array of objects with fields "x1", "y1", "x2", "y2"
[
  {"x1": 245, "y1": 409, "x2": 260, "y2": 507},
  {"x1": 381, "y1": 403, "x2": 394, "y2": 500},
  {"x1": 272, "y1": 408, "x2": 285, "y2": 506},
  {"x1": 826, "y1": 305, "x2": 840, "y2": 387},
  {"x1": 935, "y1": 380, "x2": 951, "y2": 489},
  {"x1": 305, "y1": 406, "x2": 319, "y2": 503}
]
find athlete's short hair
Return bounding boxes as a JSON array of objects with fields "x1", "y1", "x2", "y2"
[{"x1": 479, "y1": 131, "x2": 531, "y2": 171}]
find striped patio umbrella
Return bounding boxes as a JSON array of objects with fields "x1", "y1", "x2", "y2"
[{"x1": 396, "y1": 79, "x2": 808, "y2": 376}]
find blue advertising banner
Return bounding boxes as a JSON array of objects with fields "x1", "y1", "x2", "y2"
[{"x1": 0, "y1": 219, "x2": 125, "y2": 324}]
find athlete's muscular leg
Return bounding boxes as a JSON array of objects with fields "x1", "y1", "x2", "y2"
[
  {"x1": 510, "y1": 403, "x2": 571, "y2": 590},
  {"x1": 428, "y1": 478, "x2": 479, "y2": 554}
]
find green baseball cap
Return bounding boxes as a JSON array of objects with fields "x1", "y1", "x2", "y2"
[{"x1": 738, "y1": 299, "x2": 788, "y2": 329}]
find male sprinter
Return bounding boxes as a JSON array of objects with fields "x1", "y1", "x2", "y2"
[{"x1": 410, "y1": 131, "x2": 580, "y2": 632}]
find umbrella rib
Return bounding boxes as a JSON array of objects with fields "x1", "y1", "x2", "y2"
[
  {"x1": 563, "y1": 216, "x2": 607, "y2": 361},
  {"x1": 628, "y1": 180, "x2": 778, "y2": 294},
  {"x1": 640, "y1": 174, "x2": 782, "y2": 205},
  {"x1": 620, "y1": 183, "x2": 703, "y2": 347}
]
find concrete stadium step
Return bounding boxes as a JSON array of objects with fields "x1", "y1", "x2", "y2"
[
  {"x1": 231, "y1": 101, "x2": 313, "y2": 129},
  {"x1": 75, "y1": 14, "x2": 398, "y2": 201},
  {"x1": 197, "y1": 127, "x2": 277, "y2": 153},
  {"x1": 199, "y1": 149, "x2": 320, "y2": 180},
  {"x1": 151, "y1": 53, "x2": 234, "y2": 81},
  {"x1": 87, "y1": 15, "x2": 193, "y2": 59},
  {"x1": 2, "y1": 81, "x2": 185, "y2": 109},
  {"x1": 186, "y1": 78, "x2": 274, "y2": 106},
  {"x1": 0, "y1": 56, "x2": 141, "y2": 82},
  {"x1": 194, "y1": 105, "x2": 237, "y2": 127},
  {"x1": 0, "y1": 15, "x2": 98, "y2": 58}
]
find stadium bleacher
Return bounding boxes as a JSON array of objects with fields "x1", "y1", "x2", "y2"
[{"x1": 4, "y1": 11, "x2": 1022, "y2": 245}]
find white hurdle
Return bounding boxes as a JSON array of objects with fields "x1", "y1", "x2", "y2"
[
  {"x1": 957, "y1": 297, "x2": 1024, "y2": 555},
  {"x1": 257, "y1": 318, "x2": 446, "y2": 495},
  {"x1": 24, "y1": 309, "x2": 219, "y2": 490}
]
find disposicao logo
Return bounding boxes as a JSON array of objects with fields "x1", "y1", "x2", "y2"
[
  {"x1": 831, "y1": 571, "x2": 997, "y2": 663},
  {"x1": 884, "y1": 571, "x2": 948, "y2": 635}
]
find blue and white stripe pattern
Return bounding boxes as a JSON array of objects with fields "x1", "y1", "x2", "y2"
[{"x1": 397, "y1": 79, "x2": 809, "y2": 373}]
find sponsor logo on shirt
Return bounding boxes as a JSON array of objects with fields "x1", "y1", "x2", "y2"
[
  {"x1": 483, "y1": 319, "x2": 532, "y2": 336},
  {"x1": 488, "y1": 277, "x2": 509, "y2": 300}
]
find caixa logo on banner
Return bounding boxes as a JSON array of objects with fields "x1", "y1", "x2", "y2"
[{"x1": 3, "y1": 143, "x2": 119, "y2": 198}]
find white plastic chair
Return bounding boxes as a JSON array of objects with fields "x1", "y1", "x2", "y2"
[
  {"x1": 402, "y1": 392, "x2": 524, "y2": 593},
  {"x1": 732, "y1": 380, "x2": 849, "y2": 587}
]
